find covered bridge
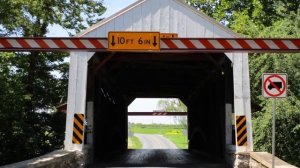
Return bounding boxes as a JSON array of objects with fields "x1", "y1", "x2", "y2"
[{"x1": 64, "y1": 0, "x2": 252, "y2": 166}]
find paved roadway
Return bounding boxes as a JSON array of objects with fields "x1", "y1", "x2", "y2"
[
  {"x1": 92, "y1": 149, "x2": 225, "y2": 167},
  {"x1": 91, "y1": 134, "x2": 225, "y2": 168},
  {"x1": 91, "y1": 134, "x2": 225, "y2": 167},
  {"x1": 134, "y1": 133, "x2": 177, "y2": 149}
]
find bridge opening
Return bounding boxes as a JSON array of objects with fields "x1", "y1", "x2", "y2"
[
  {"x1": 86, "y1": 51, "x2": 234, "y2": 167},
  {"x1": 127, "y1": 98, "x2": 188, "y2": 150}
]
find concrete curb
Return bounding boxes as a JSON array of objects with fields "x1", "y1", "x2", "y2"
[{"x1": 0, "y1": 150, "x2": 84, "y2": 168}]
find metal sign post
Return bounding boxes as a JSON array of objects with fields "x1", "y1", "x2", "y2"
[
  {"x1": 272, "y1": 98, "x2": 276, "y2": 168},
  {"x1": 262, "y1": 73, "x2": 287, "y2": 168}
]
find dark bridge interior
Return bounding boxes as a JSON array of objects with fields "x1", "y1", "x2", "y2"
[{"x1": 86, "y1": 51, "x2": 234, "y2": 167}]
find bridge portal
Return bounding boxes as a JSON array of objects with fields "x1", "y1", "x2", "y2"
[
  {"x1": 64, "y1": 0, "x2": 252, "y2": 166},
  {"x1": 87, "y1": 52, "x2": 232, "y2": 160}
]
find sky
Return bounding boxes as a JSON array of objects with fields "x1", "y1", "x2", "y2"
[
  {"x1": 47, "y1": 0, "x2": 137, "y2": 37},
  {"x1": 128, "y1": 98, "x2": 176, "y2": 124},
  {"x1": 102, "y1": 0, "x2": 138, "y2": 18},
  {"x1": 47, "y1": 0, "x2": 177, "y2": 124}
]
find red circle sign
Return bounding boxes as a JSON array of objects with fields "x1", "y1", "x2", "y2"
[{"x1": 263, "y1": 75, "x2": 286, "y2": 97}]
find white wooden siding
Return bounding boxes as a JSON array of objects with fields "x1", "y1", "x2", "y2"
[{"x1": 82, "y1": 0, "x2": 237, "y2": 38}]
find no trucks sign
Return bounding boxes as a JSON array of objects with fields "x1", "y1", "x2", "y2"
[{"x1": 262, "y1": 73, "x2": 287, "y2": 98}]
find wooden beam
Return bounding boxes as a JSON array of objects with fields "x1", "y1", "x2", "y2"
[
  {"x1": 93, "y1": 52, "x2": 116, "y2": 73},
  {"x1": 128, "y1": 112, "x2": 187, "y2": 116}
]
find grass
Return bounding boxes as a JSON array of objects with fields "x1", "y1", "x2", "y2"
[
  {"x1": 128, "y1": 136, "x2": 143, "y2": 149},
  {"x1": 130, "y1": 124, "x2": 188, "y2": 149},
  {"x1": 164, "y1": 134, "x2": 188, "y2": 149}
]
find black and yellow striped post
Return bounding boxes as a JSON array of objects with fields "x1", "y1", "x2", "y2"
[
  {"x1": 72, "y1": 113, "x2": 85, "y2": 144},
  {"x1": 236, "y1": 115, "x2": 247, "y2": 146}
]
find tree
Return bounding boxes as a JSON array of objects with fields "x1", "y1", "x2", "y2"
[
  {"x1": 186, "y1": 1, "x2": 300, "y2": 166},
  {"x1": 248, "y1": 12, "x2": 300, "y2": 104},
  {"x1": 253, "y1": 97, "x2": 300, "y2": 166},
  {"x1": 249, "y1": 12, "x2": 300, "y2": 167},
  {"x1": 0, "y1": 0, "x2": 106, "y2": 165},
  {"x1": 0, "y1": 0, "x2": 106, "y2": 36},
  {"x1": 186, "y1": 0, "x2": 299, "y2": 28},
  {"x1": 156, "y1": 99, "x2": 187, "y2": 128},
  {"x1": 157, "y1": 99, "x2": 187, "y2": 112}
]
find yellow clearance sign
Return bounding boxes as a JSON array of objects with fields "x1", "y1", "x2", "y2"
[{"x1": 108, "y1": 32, "x2": 160, "y2": 51}]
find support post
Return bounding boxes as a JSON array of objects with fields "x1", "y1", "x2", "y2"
[
  {"x1": 64, "y1": 52, "x2": 94, "y2": 150},
  {"x1": 227, "y1": 53, "x2": 253, "y2": 153},
  {"x1": 272, "y1": 98, "x2": 276, "y2": 168}
]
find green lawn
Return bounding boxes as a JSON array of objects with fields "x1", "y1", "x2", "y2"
[
  {"x1": 130, "y1": 124, "x2": 188, "y2": 149},
  {"x1": 164, "y1": 134, "x2": 188, "y2": 149},
  {"x1": 128, "y1": 136, "x2": 143, "y2": 149}
]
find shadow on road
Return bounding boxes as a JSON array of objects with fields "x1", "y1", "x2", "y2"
[{"x1": 91, "y1": 149, "x2": 225, "y2": 168}]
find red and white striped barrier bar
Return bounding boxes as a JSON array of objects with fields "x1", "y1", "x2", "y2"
[
  {"x1": 161, "y1": 38, "x2": 300, "y2": 52},
  {"x1": 128, "y1": 112, "x2": 187, "y2": 116},
  {"x1": 0, "y1": 37, "x2": 107, "y2": 51},
  {"x1": 0, "y1": 37, "x2": 300, "y2": 52}
]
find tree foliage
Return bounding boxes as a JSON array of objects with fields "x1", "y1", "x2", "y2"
[
  {"x1": 156, "y1": 99, "x2": 187, "y2": 128},
  {"x1": 157, "y1": 99, "x2": 187, "y2": 112},
  {"x1": 187, "y1": 0, "x2": 299, "y2": 28},
  {"x1": 0, "y1": 0, "x2": 106, "y2": 165},
  {"x1": 253, "y1": 97, "x2": 300, "y2": 166},
  {"x1": 186, "y1": 0, "x2": 300, "y2": 166},
  {"x1": 249, "y1": 12, "x2": 300, "y2": 167},
  {"x1": 0, "y1": 0, "x2": 106, "y2": 36}
]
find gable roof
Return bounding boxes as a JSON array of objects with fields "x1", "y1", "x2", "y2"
[{"x1": 77, "y1": 0, "x2": 241, "y2": 38}]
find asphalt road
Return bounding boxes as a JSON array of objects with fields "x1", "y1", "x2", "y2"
[
  {"x1": 135, "y1": 133, "x2": 177, "y2": 149},
  {"x1": 91, "y1": 134, "x2": 226, "y2": 167},
  {"x1": 92, "y1": 149, "x2": 226, "y2": 167}
]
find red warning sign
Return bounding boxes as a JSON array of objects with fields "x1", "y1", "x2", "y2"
[{"x1": 262, "y1": 73, "x2": 287, "y2": 98}]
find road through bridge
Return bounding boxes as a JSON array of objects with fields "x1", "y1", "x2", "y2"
[{"x1": 135, "y1": 134, "x2": 177, "y2": 149}]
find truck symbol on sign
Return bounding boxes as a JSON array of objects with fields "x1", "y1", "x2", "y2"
[{"x1": 268, "y1": 82, "x2": 282, "y2": 90}]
